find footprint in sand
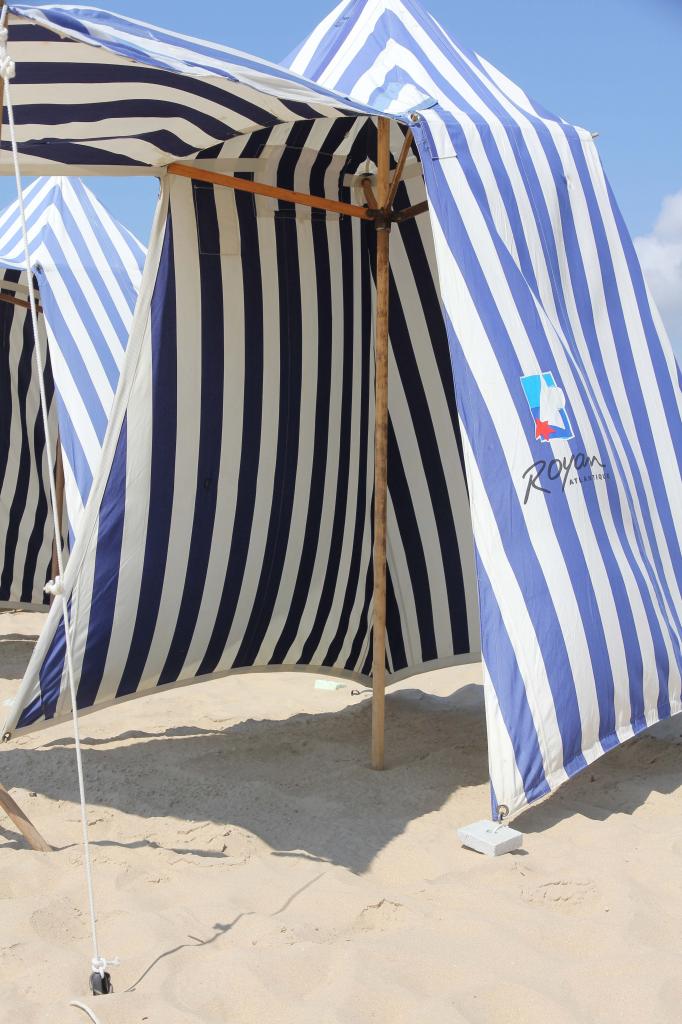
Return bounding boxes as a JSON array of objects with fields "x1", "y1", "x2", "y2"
[
  {"x1": 354, "y1": 898, "x2": 407, "y2": 932},
  {"x1": 30, "y1": 896, "x2": 87, "y2": 943},
  {"x1": 522, "y1": 879, "x2": 598, "y2": 912}
]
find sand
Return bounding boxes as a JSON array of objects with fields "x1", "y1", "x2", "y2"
[{"x1": 0, "y1": 609, "x2": 679, "y2": 1023}]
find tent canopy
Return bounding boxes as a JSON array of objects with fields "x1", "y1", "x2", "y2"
[
  {"x1": 0, "y1": 176, "x2": 145, "y2": 606},
  {"x1": 1, "y1": 1, "x2": 680, "y2": 821},
  {"x1": 4, "y1": 2, "x2": 379, "y2": 173}
]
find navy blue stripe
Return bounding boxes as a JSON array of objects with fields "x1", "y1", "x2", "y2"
[
  {"x1": 11, "y1": 96, "x2": 260, "y2": 145},
  {"x1": 234, "y1": 215, "x2": 303, "y2": 667},
  {"x1": 159, "y1": 185, "x2": 225, "y2": 685},
  {"x1": 271, "y1": 218, "x2": 333, "y2": 663},
  {"x1": 323, "y1": 220, "x2": 372, "y2": 668},
  {"x1": 117, "y1": 211, "x2": 178, "y2": 696},
  {"x1": 394, "y1": 190, "x2": 465, "y2": 474},
  {"x1": 298, "y1": 217, "x2": 360, "y2": 665},
  {"x1": 28, "y1": 597, "x2": 73, "y2": 724},
  {"x1": 197, "y1": 187, "x2": 264, "y2": 675},
  {"x1": 384, "y1": 566, "x2": 406, "y2": 672},
  {"x1": 78, "y1": 418, "x2": 127, "y2": 707},
  {"x1": 1, "y1": 309, "x2": 38, "y2": 598},
  {"x1": 21, "y1": 366, "x2": 52, "y2": 606},
  {"x1": 0, "y1": 298, "x2": 14, "y2": 500},
  {"x1": 386, "y1": 416, "x2": 436, "y2": 662},
  {"x1": 385, "y1": 224, "x2": 470, "y2": 656}
]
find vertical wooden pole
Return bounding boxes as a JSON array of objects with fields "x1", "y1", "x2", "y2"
[
  {"x1": 50, "y1": 435, "x2": 65, "y2": 592},
  {"x1": 371, "y1": 117, "x2": 391, "y2": 771}
]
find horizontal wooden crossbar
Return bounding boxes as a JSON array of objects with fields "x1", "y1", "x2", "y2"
[
  {"x1": 0, "y1": 291, "x2": 43, "y2": 315},
  {"x1": 168, "y1": 162, "x2": 378, "y2": 221},
  {"x1": 167, "y1": 162, "x2": 429, "y2": 226}
]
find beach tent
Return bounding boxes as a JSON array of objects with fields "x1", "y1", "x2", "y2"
[
  {"x1": 0, "y1": 176, "x2": 145, "y2": 607},
  {"x1": 0, "y1": 0, "x2": 679, "y2": 823}
]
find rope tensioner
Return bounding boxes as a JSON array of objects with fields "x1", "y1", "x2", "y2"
[
  {"x1": 0, "y1": 7, "x2": 117, "y2": 995},
  {"x1": 0, "y1": 26, "x2": 13, "y2": 80},
  {"x1": 44, "y1": 575, "x2": 65, "y2": 597}
]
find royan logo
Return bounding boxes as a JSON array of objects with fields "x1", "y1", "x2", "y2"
[
  {"x1": 520, "y1": 371, "x2": 574, "y2": 443},
  {"x1": 518, "y1": 370, "x2": 610, "y2": 503}
]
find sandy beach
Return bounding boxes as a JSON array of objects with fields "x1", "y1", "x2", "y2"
[{"x1": 0, "y1": 609, "x2": 679, "y2": 1023}]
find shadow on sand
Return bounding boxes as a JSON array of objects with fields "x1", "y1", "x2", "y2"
[
  {"x1": 0, "y1": 685, "x2": 489, "y2": 872},
  {"x1": 516, "y1": 716, "x2": 682, "y2": 835},
  {"x1": 1, "y1": 680, "x2": 681, "y2": 866}
]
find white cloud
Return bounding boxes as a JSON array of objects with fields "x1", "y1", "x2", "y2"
[{"x1": 634, "y1": 189, "x2": 682, "y2": 362}]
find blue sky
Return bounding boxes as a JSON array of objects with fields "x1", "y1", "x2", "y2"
[{"x1": 1, "y1": 0, "x2": 681, "y2": 342}]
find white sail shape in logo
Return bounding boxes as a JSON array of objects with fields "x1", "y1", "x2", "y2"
[{"x1": 539, "y1": 374, "x2": 567, "y2": 429}]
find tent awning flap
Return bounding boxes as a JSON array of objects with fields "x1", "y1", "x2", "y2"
[{"x1": 4, "y1": 4, "x2": 380, "y2": 172}]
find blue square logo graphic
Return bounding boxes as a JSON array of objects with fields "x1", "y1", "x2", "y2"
[{"x1": 520, "y1": 371, "x2": 574, "y2": 443}]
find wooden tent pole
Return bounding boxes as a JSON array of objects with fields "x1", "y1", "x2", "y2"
[
  {"x1": 386, "y1": 128, "x2": 413, "y2": 211},
  {"x1": 0, "y1": 7, "x2": 51, "y2": 852},
  {"x1": 371, "y1": 116, "x2": 391, "y2": 771},
  {"x1": 0, "y1": 783, "x2": 51, "y2": 852},
  {"x1": 50, "y1": 434, "x2": 65, "y2": 593}
]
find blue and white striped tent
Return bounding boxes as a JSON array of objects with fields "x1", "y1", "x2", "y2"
[
  {"x1": 1, "y1": 1, "x2": 679, "y2": 819},
  {"x1": 0, "y1": 176, "x2": 145, "y2": 607}
]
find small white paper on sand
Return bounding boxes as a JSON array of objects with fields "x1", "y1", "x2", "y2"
[{"x1": 314, "y1": 679, "x2": 346, "y2": 691}]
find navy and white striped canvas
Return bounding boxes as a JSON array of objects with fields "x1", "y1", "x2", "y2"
[
  {"x1": 5, "y1": 3, "x2": 375, "y2": 171},
  {"x1": 0, "y1": 176, "x2": 145, "y2": 605},
  {"x1": 3, "y1": 1, "x2": 680, "y2": 819},
  {"x1": 6, "y1": 126, "x2": 478, "y2": 729}
]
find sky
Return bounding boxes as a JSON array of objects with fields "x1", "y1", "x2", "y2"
[{"x1": 1, "y1": 0, "x2": 680, "y2": 348}]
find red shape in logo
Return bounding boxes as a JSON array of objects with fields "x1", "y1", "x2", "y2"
[{"x1": 535, "y1": 418, "x2": 555, "y2": 442}]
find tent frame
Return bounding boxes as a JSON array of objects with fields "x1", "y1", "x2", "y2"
[{"x1": 169, "y1": 119, "x2": 421, "y2": 770}]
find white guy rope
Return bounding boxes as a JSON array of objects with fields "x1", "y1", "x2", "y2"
[
  {"x1": 0, "y1": 7, "x2": 115, "y2": 985},
  {"x1": 69, "y1": 1001, "x2": 104, "y2": 1024}
]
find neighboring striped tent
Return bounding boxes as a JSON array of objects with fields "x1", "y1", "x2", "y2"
[
  {"x1": 0, "y1": 177, "x2": 145, "y2": 605},
  {"x1": 0, "y1": 267, "x2": 57, "y2": 607},
  {"x1": 2, "y1": 1, "x2": 680, "y2": 820}
]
